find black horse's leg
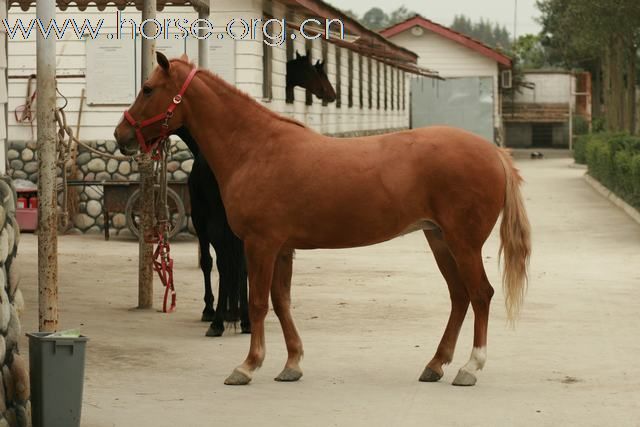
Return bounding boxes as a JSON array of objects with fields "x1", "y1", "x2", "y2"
[
  {"x1": 206, "y1": 243, "x2": 227, "y2": 337},
  {"x1": 199, "y1": 238, "x2": 215, "y2": 322}
]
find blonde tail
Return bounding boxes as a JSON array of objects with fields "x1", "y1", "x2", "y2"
[{"x1": 497, "y1": 149, "x2": 531, "y2": 324}]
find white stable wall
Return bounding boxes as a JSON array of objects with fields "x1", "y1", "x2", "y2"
[{"x1": 6, "y1": 0, "x2": 410, "y2": 142}]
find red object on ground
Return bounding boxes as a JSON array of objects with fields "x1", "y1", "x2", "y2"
[{"x1": 16, "y1": 189, "x2": 38, "y2": 232}]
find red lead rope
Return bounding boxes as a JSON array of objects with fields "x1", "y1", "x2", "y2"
[{"x1": 153, "y1": 225, "x2": 176, "y2": 313}]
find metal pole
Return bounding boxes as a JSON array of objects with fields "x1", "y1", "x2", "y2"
[
  {"x1": 36, "y1": 0, "x2": 58, "y2": 332},
  {"x1": 198, "y1": 4, "x2": 209, "y2": 68},
  {"x1": 137, "y1": 0, "x2": 157, "y2": 309}
]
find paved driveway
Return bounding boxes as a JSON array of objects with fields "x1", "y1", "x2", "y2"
[{"x1": 16, "y1": 155, "x2": 640, "y2": 426}]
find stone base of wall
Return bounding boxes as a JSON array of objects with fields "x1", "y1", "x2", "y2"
[
  {"x1": 0, "y1": 177, "x2": 29, "y2": 427},
  {"x1": 8, "y1": 140, "x2": 194, "y2": 236}
]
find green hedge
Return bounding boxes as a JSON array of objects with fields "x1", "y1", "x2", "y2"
[{"x1": 581, "y1": 133, "x2": 640, "y2": 210}]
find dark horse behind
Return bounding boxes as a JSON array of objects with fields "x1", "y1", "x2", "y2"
[{"x1": 177, "y1": 53, "x2": 336, "y2": 337}]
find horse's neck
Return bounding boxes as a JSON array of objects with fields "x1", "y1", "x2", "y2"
[{"x1": 183, "y1": 74, "x2": 293, "y2": 185}]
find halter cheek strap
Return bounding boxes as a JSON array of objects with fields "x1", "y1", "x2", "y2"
[{"x1": 124, "y1": 67, "x2": 199, "y2": 154}]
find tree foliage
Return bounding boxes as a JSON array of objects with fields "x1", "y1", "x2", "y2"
[
  {"x1": 450, "y1": 15, "x2": 512, "y2": 50},
  {"x1": 339, "y1": 6, "x2": 416, "y2": 31},
  {"x1": 537, "y1": 0, "x2": 640, "y2": 133}
]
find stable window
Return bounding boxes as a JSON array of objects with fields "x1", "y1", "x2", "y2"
[
  {"x1": 348, "y1": 50, "x2": 354, "y2": 108},
  {"x1": 336, "y1": 47, "x2": 342, "y2": 108},
  {"x1": 358, "y1": 54, "x2": 363, "y2": 109},
  {"x1": 376, "y1": 61, "x2": 380, "y2": 110},
  {"x1": 305, "y1": 38, "x2": 313, "y2": 106},
  {"x1": 396, "y1": 68, "x2": 402, "y2": 110},
  {"x1": 384, "y1": 64, "x2": 388, "y2": 111},
  {"x1": 368, "y1": 57, "x2": 373, "y2": 109},
  {"x1": 262, "y1": 15, "x2": 273, "y2": 101},
  {"x1": 285, "y1": 11, "x2": 295, "y2": 104},
  {"x1": 402, "y1": 71, "x2": 406, "y2": 110},
  {"x1": 390, "y1": 67, "x2": 395, "y2": 111},
  {"x1": 322, "y1": 40, "x2": 329, "y2": 107}
]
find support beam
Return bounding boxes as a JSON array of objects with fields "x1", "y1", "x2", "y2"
[
  {"x1": 36, "y1": 0, "x2": 58, "y2": 332},
  {"x1": 198, "y1": 3, "x2": 209, "y2": 68},
  {"x1": 137, "y1": 0, "x2": 157, "y2": 309}
]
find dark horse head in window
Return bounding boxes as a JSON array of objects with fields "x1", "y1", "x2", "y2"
[{"x1": 286, "y1": 51, "x2": 336, "y2": 103}]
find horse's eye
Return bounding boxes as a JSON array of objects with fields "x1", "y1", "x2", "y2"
[{"x1": 142, "y1": 86, "x2": 153, "y2": 96}]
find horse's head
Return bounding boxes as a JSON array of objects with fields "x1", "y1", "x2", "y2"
[
  {"x1": 114, "y1": 52, "x2": 192, "y2": 155},
  {"x1": 287, "y1": 51, "x2": 329, "y2": 102},
  {"x1": 313, "y1": 59, "x2": 337, "y2": 103}
]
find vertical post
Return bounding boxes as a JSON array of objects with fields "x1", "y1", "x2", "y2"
[
  {"x1": 36, "y1": 0, "x2": 58, "y2": 332},
  {"x1": 198, "y1": 4, "x2": 209, "y2": 69},
  {"x1": 569, "y1": 74, "x2": 574, "y2": 151},
  {"x1": 137, "y1": 0, "x2": 157, "y2": 309}
]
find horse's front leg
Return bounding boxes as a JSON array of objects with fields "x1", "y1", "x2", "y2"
[{"x1": 225, "y1": 239, "x2": 278, "y2": 385}]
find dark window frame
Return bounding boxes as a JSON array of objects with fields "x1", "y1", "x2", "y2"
[
  {"x1": 368, "y1": 57, "x2": 373, "y2": 109},
  {"x1": 347, "y1": 50, "x2": 354, "y2": 108},
  {"x1": 358, "y1": 53, "x2": 363, "y2": 108},
  {"x1": 376, "y1": 61, "x2": 380, "y2": 110},
  {"x1": 335, "y1": 46, "x2": 342, "y2": 108},
  {"x1": 305, "y1": 38, "x2": 313, "y2": 106}
]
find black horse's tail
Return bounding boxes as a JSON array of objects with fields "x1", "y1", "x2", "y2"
[{"x1": 219, "y1": 231, "x2": 246, "y2": 324}]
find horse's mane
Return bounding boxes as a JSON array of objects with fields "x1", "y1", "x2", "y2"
[{"x1": 171, "y1": 59, "x2": 307, "y2": 130}]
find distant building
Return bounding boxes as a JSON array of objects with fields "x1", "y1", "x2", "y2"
[
  {"x1": 381, "y1": 15, "x2": 512, "y2": 143},
  {"x1": 503, "y1": 70, "x2": 591, "y2": 148}
]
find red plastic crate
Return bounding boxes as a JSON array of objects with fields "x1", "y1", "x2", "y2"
[{"x1": 16, "y1": 208, "x2": 38, "y2": 232}]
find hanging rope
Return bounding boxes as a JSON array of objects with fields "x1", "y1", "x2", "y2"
[{"x1": 150, "y1": 139, "x2": 176, "y2": 313}]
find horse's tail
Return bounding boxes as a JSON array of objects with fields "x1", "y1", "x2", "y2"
[{"x1": 497, "y1": 148, "x2": 531, "y2": 324}]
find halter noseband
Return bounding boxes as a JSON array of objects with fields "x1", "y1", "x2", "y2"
[{"x1": 124, "y1": 67, "x2": 199, "y2": 154}]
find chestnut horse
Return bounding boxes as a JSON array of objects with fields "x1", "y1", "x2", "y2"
[{"x1": 115, "y1": 53, "x2": 531, "y2": 387}]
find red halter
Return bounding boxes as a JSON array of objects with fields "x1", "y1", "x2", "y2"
[{"x1": 124, "y1": 67, "x2": 199, "y2": 153}]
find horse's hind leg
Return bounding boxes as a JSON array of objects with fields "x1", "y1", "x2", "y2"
[
  {"x1": 199, "y1": 239, "x2": 216, "y2": 322},
  {"x1": 270, "y1": 249, "x2": 303, "y2": 382},
  {"x1": 420, "y1": 230, "x2": 470, "y2": 383},
  {"x1": 225, "y1": 239, "x2": 278, "y2": 385},
  {"x1": 447, "y1": 243, "x2": 494, "y2": 387},
  {"x1": 206, "y1": 248, "x2": 227, "y2": 337}
]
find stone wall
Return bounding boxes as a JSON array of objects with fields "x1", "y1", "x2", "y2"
[
  {"x1": 0, "y1": 177, "x2": 29, "y2": 427},
  {"x1": 7, "y1": 140, "x2": 194, "y2": 235}
]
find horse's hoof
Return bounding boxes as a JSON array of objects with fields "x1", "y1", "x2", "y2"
[
  {"x1": 274, "y1": 367, "x2": 303, "y2": 382},
  {"x1": 419, "y1": 367, "x2": 443, "y2": 382},
  {"x1": 452, "y1": 369, "x2": 477, "y2": 386},
  {"x1": 225, "y1": 368, "x2": 252, "y2": 385},
  {"x1": 201, "y1": 311, "x2": 215, "y2": 322},
  {"x1": 205, "y1": 325, "x2": 224, "y2": 337}
]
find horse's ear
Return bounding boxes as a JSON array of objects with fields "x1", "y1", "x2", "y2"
[
  {"x1": 296, "y1": 51, "x2": 302, "y2": 59},
  {"x1": 180, "y1": 53, "x2": 190, "y2": 62},
  {"x1": 157, "y1": 52, "x2": 170, "y2": 73},
  {"x1": 316, "y1": 60, "x2": 321, "y2": 66}
]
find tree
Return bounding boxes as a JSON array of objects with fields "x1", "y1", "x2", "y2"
[
  {"x1": 355, "y1": 6, "x2": 416, "y2": 31},
  {"x1": 450, "y1": 15, "x2": 512, "y2": 50},
  {"x1": 537, "y1": 0, "x2": 640, "y2": 133},
  {"x1": 389, "y1": 6, "x2": 414, "y2": 26},
  {"x1": 361, "y1": 7, "x2": 389, "y2": 31},
  {"x1": 512, "y1": 34, "x2": 549, "y2": 69}
]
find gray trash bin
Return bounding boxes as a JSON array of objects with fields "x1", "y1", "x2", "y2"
[{"x1": 27, "y1": 332, "x2": 89, "y2": 427}]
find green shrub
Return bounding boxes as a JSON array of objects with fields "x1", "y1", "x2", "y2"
[
  {"x1": 573, "y1": 135, "x2": 589, "y2": 164},
  {"x1": 584, "y1": 132, "x2": 640, "y2": 210}
]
